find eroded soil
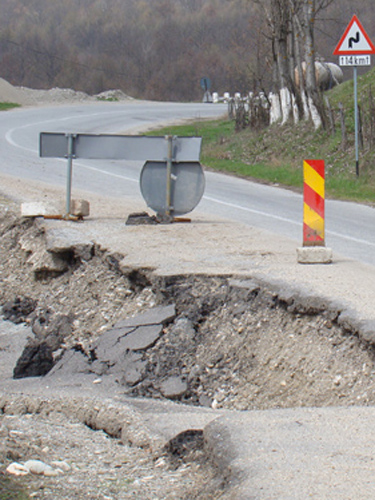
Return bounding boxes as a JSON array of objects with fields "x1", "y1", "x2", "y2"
[{"x1": 1, "y1": 202, "x2": 375, "y2": 499}]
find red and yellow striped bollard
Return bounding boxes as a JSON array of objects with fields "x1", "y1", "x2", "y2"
[
  {"x1": 303, "y1": 159, "x2": 325, "y2": 246},
  {"x1": 297, "y1": 159, "x2": 332, "y2": 263}
]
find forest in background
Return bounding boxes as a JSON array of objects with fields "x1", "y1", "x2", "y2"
[{"x1": 0, "y1": 0, "x2": 374, "y2": 101}]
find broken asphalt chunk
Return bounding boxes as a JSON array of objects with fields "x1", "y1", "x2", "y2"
[{"x1": 114, "y1": 304, "x2": 176, "y2": 329}]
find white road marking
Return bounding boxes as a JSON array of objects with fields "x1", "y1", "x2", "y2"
[{"x1": 203, "y1": 195, "x2": 375, "y2": 248}]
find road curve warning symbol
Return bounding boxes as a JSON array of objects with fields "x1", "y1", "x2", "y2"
[
  {"x1": 334, "y1": 15, "x2": 375, "y2": 55},
  {"x1": 303, "y1": 160, "x2": 325, "y2": 247}
]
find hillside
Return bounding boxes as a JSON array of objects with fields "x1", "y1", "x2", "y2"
[{"x1": 0, "y1": 0, "x2": 374, "y2": 101}]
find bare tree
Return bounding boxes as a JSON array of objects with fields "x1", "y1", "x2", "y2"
[
  {"x1": 257, "y1": 0, "x2": 295, "y2": 123},
  {"x1": 299, "y1": 0, "x2": 327, "y2": 127},
  {"x1": 259, "y1": 0, "x2": 335, "y2": 127}
]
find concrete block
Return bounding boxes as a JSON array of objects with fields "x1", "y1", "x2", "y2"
[
  {"x1": 70, "y1": 199, "x2": 90, "y2": 217},
  {"x1": 21, "y1": 202, "x2": 60, "y2": 217},
  {"x1": 297, "y1": 246, "x2": 333, "y2": 264}
]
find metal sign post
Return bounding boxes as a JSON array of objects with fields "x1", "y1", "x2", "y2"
[
  {"x1": 165, "y1": 135, "x2": 174, "y2": 220},
  {"x1": 334, "y1": 15, "x2": 375, "y2": 177},
  {"x1": 353, "y1": 66, "x2": 359, "y2": 177},
  {"x1": 65, "y1": 133, "x2": 76, "y2": 215},
  {"x1": 200, "y1": 76, "x2": 212, "y2": 103}
]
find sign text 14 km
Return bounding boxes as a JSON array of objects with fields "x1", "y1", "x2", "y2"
[{"x1": 339, "y1": 55, "x2": 371, "y2": 66}]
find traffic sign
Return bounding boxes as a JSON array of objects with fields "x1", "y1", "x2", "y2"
[
  {"x1": 334, "y1": 15, "x2": 375, "y2": 178},
  {"x1": 200, "y1": 77, "x2": 211, "y2": 91},
  {"x1": 140, "y1": 161, "x2": 205, "y2": 217},
  {"x1": 333, "y1": 15, "x2": 375, "y2": 56}
]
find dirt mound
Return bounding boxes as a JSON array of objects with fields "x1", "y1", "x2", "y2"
[
  {"x1": 0, "y1": 77, "x2": 132, "y2": 106},
  {"x1": 0, "y1": 77, "x2": 25, "y2": 104}
]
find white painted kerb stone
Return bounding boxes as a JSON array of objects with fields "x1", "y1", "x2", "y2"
[
  {"x1": 21, "y1": 199, "x2": 90, "y2": 217},
  {"x1": 297, "y1": 246, "x2": 333, "y2": 264},
  {"x1": 21, "y1": 202, "x2": 60, "y2": 217}
]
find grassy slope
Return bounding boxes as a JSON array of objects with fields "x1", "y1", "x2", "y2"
[{"x1": 149, "y1": 67, "x2": 375, "y2": 204}]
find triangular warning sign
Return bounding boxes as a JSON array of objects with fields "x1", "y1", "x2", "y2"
[{"x1": 333, "y1": 15, "x2": 375, "y2": 55}]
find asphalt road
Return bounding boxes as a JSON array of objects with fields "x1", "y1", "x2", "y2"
[
  {"x1": 3, "y1": 100, "x2": 375, "y2": 500},
  {"x1": 2, "y1": 100, "x2": 375, "y2": 266}
]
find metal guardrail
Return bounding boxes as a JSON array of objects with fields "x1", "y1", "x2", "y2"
[
  {"x1": 40, "y1": 133, "x2": 202, "y2": 162},
  {"x1": 39, "y1": 133, "x2": 203, "y2": 220}
]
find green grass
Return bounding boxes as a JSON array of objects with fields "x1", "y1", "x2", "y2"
[
  {"x1": 0, "y1": 102, "x2": 21, "y2": 111},
  {"x1": 96, "y1": 96, "x2": 119, "y2": 102},
  {"x1": 146, "y1": 68, "x2": 375, "y2": 205}
]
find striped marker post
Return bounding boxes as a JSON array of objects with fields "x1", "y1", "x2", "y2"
[
  {"x1": 297, "y1": 159, "x2": 332, "y2": 263},
  {"x1": 303, "y1": 159, "x2": 325, "y2": 246}
]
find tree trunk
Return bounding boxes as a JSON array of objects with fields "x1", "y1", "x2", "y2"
[
  {"x1": 290, "y1": 12, "x2": 306, "y2": 121},
  {"x1": 271, "y1": 0, "x2": 294, "y2": 124},
  {"x1": 303, "y1": 0, "x2": 327, "y2": 129}
]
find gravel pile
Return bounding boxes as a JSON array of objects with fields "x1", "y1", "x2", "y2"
[{"x1": 0, "y1": 77, "x2": 132, "y2": 106}]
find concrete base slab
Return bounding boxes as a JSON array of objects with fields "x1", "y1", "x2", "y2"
[{"x1": 297, "y1": 246, "x2": 333, "y2": 264}]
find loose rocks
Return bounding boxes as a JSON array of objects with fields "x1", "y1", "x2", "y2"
[
  {"x1": 2, "y1": 296, "x2": 37, "y2": 324},
  {"x1": 23, "y1": 459, "x2": 59, "y2": 476},
  {"x1": 13, "y1": 339, "x2": 54, "y2": 378},
  {"x1": 160, "y1": 377, "x2": 188, "y2": 399}
]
